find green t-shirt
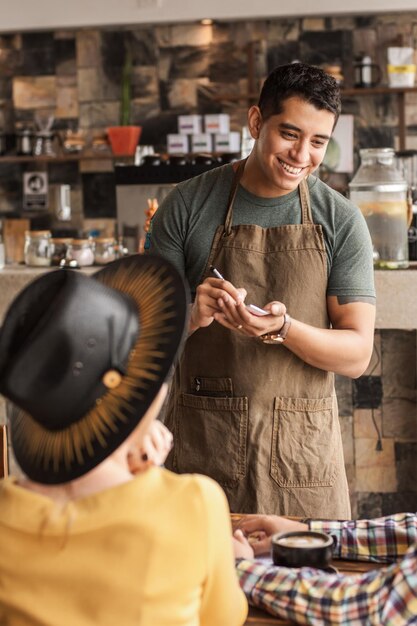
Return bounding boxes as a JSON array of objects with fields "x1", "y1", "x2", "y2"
[{"x1": 146, "y1": 164, "x2": 375, "y2": 301}]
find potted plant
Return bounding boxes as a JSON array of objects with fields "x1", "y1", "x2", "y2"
[{"x1": 107, "y1": 43, "x2": 142, "y2": 156}]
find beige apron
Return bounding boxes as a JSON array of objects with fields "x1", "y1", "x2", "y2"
[{"x1": 165, "y1": 161, "x2": 351, "y2": 517}]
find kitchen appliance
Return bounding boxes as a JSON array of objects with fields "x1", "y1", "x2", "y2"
[
  {"x1": 396, "y1": 149, "x2": 417, "y2": 261},
  {"x1": 354, "y1": 54, "x2": 381, "y2": 88},
  {"x1": 349, "y1": 148, "x2": 409, "y2": 269}
]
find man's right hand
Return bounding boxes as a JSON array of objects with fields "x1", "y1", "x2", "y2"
[{"x1": 189, "y1": 276, "x2": 247, "y2": 333}]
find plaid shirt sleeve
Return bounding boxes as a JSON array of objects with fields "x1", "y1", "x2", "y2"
[
  {"x1": 309, "y1": 512, "x2": 417, "y2": 563},
  {"x1": 236, "y1": 544, "x2": 417, "y2": 625}
]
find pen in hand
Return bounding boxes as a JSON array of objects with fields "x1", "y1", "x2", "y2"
[{"x1": 209, "y1": 265, "x2": 225, "y2": 280}]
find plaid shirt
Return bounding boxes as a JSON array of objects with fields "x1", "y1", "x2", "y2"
[{"x1": 236, "y1": 513, "x2": 417, "y2": 625}]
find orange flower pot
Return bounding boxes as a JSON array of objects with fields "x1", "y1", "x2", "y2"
[{"x1": 107, "y1": 126, "x2": 142, "y2": 156}]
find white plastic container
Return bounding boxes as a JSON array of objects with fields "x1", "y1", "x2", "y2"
[
  {"x1": 214, "y1": 132, "x2": 241, "y2": 153},
  {"x1": 178, "y1": 115, "x2": 203, "y2": 135},
  {"x1": 167, "y1": 134, "x2": 189, "y2": 154},
  {"x1": 204, "y1": 114, "x2": 230, "y2": 134},
  {"x1": 191, "y1": 133, "x2": 213, "y2": 153}
]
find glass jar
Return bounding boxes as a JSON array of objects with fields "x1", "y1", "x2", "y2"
[
  {"x1": 24, "y1": 230, "x2": 52, "y2": 267},
  {"x1": 67, "y1": 238, "x2": 95, "y2": 267},
  {"x1": 349, "y1": 148, "x2": 409, "y2": 269},
  {"x1": 94, "y1": 237, "x2": 117, "y2": 265},
  {"x1": 51, "y1": 237, "x2": 73, "y2": 266}
]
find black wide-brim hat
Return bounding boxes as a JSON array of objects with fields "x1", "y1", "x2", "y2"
[{"x1": 0, "y1": 254, "x2": 189, "y2": 484}]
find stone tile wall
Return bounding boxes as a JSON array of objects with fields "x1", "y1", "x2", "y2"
[{"x1": 336, "y1": 330, "x2": 417, "y2": 518}]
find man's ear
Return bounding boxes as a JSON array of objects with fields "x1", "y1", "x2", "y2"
[{"x1": 247, "y1": 106, "x2": 262, "y2": 139}]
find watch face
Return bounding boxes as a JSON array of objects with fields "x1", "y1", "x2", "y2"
[{"x1": 261, "y1": 334, "x2": 284, "y2": 344}]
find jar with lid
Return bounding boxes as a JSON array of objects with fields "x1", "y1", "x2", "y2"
[
  {"x1": 349, "y1": 148, "x2": 409, "y2": 269},
  {"x1": 94, "y1": 237, "x2": 117, "y2": 265},
  {"x1": 24, "y1": 230, "x2": 52, "y2": 267},
  {"x1": 66, "y1": 238, "x2": 95, "y2": 267},
  {"x1": 51, "y1": 237, "x2": 73, "y2": 266}
]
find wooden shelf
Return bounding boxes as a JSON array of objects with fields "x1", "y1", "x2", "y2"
[
  {"x1": 0, "y1": 153, "x2": 132, "y2": 164},
  {"x1": 341, "y1": 85, "x2": 417, "y2": 96}
]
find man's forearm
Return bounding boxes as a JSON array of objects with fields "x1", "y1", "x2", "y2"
[
  {"x1": 310, "y1": 514, "x2": 417, "y2": 563},
  {"x1": 236, "y1": 546, "x2": 417, "y2": 625},
  {"x1": 284, "y1": 319, "x2": 373, "y2": 378}
]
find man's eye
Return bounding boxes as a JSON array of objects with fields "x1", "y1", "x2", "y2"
[
  {"x1": 282, "y1": 131, "x2": 297, "y2": 139},
  {"x1": 312, "y1": 140, "x2": 326, "y2": 148}
]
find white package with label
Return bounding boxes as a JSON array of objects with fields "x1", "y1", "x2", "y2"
[
  {"x1": 178, "y1": 115, "x2": 203, "y2": 135},
  {"x1": 214, "y1": 132, "x2": 241, "y2": 153},
  {"x1": 204, "y1": 114, "x2": 230, "y2": 134},
  {"x1": 191, "y1": 134, "x2": 213, "y2": 153},
  {"x1": 167, "y1": 134, "x2": 189, "y2": 154}
]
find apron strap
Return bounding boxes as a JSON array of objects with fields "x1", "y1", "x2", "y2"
[
  {"x1": 224, "y1": 159, "x2": 247, "y2": 236},
  {"x1": 299, "y1": 177, "x2": 313, "y2": 224}
]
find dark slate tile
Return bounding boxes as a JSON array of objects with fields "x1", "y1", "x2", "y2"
[
  {"x1": 357, "y1": 492, "x2": 382, "y2": 518},
  {"x1": 54, "y1": 38, "x2": 76, "y2": 75},
  {"x1": 139, "y1": 111, "x2": 180, "y2": 147},
  {"x1": 355, "y1": 16, "x2": 374, "y2": 28},
  {"x1": 335, "y1": 374, "x2": 353, "y2": 417},
  {"x1": 197, "y1": 83, "x2": 225, "y2": 114},
  {"x1": 101, "y1": 31, "x2": 125, "y2": 73},
  {"x1": 357, "y1": 126, "x2": 396, "y2": 150},
  {"x1": 395, "y1": 442, "x2": 417, "y2": 492},
  {"x1": 209, "y1": 43, "x2": 248, "y2": 84},
  {"x1": 82, "y1": 173, "x2": 116, "y2": 218},
  {"x1": 299, "y1": 30, "x2": 352, "y2": 67},
  {"x1": 52, "y1": 117, "x2": 79, "y2": 131},
  {"x1": 0, "y1": 162, "x2": 24, "y2": 183},
  {"x1": 380, "y1": 492, "x2": 417, "y2": 515},
  {"x1": 353, "y1": 375, "x2": 383, "y2": 409},
  {"x1": 48, "y1": 162, "x2": 79, "y2": 185},
  {"x1": 131, "y1": 28, "x2": 157, "y2": 65},
  {"x1": 0, "y1": 49, "x2": 21, "y2": 77},
  {"x1": 21, "y1": 33, "x2": 55, "y2": 50},
  {"x1": 159, "y1": 46, "x2": 210, "y2": 80},
  {"x1": 0, "y1": 78, "x2": 12, "y2": 99},
  {"x1": 267, "y1": 42, "x2": 301, "y2": 71},
  {"x1": 21, "y1": 48, "x2": 56, "y2": 76}
]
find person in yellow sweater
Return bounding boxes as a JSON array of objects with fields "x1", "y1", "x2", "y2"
[{"x1": 0, "y1": 254, "x2": 248, "y2": 626}]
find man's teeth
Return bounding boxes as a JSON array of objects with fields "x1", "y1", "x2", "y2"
[{"x1": 279, "y1": 160, "x2": 302, "y2": 175}]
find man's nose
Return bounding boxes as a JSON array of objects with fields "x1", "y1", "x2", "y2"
[{"x1": 289, "y1": 140, "x2": 309, "y2": 162}]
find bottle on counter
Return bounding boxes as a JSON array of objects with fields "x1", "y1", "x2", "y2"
[
  {"x1": 349, "y1": 148, "x2": 410, "y2": 269},
  {"x1": 94, "y1": 237, "x2": 117, "y2": 265},
  {"x1": 51, "y1": 237, "x2": 73, "y2": 266},
  {"x1": 66, "y1": 238, "x2": 95, "y2": 267},
  {"x1": 24, "y1": 230, "x2": 52, "y2": 267}
]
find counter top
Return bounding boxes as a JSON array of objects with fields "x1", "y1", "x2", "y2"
[{"x1": 0, "y1": 263, "x2": 416, "y2": 329}]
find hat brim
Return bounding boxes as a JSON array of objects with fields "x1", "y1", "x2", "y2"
[{"x1": 10, "y1": 254, "x2": 189, "y2": 484}]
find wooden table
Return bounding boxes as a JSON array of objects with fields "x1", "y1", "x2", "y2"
[{"x1": 230, "y1": 515, "x2": 385, "y2": 625}]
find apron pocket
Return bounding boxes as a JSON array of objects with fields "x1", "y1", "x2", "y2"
[
  {"x1": 270, "y1": 396, "x2": 338, "y2": 488},
  {"x1": 174, "y1": 392, "x2": 248, "y2": 488}
]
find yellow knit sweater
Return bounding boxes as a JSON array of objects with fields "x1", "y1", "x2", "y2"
[{"x1": 0, "y1": 468, "x2": 247, "y2": 626}]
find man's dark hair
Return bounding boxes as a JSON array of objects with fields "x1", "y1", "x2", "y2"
[{"x1": 258, "y1": 62, "x2": 341, "y2": 126}]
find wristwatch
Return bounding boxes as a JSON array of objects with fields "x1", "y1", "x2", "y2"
[{"x1": 259, "y1": 313, "x2": 291, "y2": 344}]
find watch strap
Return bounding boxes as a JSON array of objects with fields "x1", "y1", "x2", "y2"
[{"x1": 259, "y1": 313, "x2": 291, "y2": 344}]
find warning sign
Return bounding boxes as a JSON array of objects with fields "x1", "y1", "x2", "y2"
[{"x1": 23, "y1": 172, "x2": 48, "y2": 210}]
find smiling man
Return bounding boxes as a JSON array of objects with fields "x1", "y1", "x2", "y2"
[{"x1": 146, "y1": 62, "x2": 376, "y2": 517}]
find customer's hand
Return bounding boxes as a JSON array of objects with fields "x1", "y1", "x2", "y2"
[
  {"x1": 128, "y1": 421, "x2": 173, "y2": 474},
  {"x1": 236, "y1": 515, "x2": 308, "y2": 556},
  {"x1": 233, "y1": 529, "x2": 255, "y2": 560}
]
